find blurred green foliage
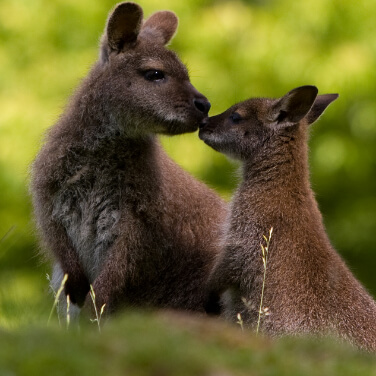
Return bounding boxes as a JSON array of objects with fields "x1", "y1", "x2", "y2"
[{"x1": 0, "y1": 0, "x2": 376, "y2": 312}]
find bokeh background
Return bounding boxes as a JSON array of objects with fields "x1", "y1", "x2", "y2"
[{"x1": 1, "y1": 0, "x2": 376, "y2": 325}]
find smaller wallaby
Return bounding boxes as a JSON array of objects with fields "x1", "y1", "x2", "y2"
[{"x1": 199, "y1": 86, "x2": 376, "y2": 351}]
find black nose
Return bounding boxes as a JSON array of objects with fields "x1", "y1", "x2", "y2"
[
  {"x1": 199, "y1": 118, "x2": 209, "y2": 129},
  {"x1": 194, "y1": 98, "x2": 211, "y2": 115}
]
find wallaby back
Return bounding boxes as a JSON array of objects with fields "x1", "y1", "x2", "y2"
[
  {"x1": 199, "y1": 86, "x2": 376, "y2": 351},
  {"x1": 31, "y1": 2, "x2": 226, "y2": 316}
]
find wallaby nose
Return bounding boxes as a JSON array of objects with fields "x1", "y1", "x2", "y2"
[
  {"x1": 199, "y1": 117, "x2": 209, "y2": 129},
  {"x1": 194, "y1": 98, "x2": 211, "y2": 116}
]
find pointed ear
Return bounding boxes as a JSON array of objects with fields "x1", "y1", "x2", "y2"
[
  {"x1": 305, "y1": 94, "x2": 339, "y2": 125},
  {"x1": 271, "y1": 86, "x2": 318, "y2": 128},
  {"x1": 100, "y1": 2, "x2": 143, "y2": 62},
  {"x1": 139, "y1": 11, "x2": 178, "y2": 45}
]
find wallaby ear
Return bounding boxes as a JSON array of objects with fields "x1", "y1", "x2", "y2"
[
  {"x1": 101, "y1": 2, "x2": 143, "y2": 60},
  {"x1": 305, "y1": 94, "x2": 339, "y2": 125},
  {"x1": 139, "y1": 11, "x2": 178, "y2": 45},
  {"x1": 271, "y1": 86, "x2": 318, "y2": 127}
]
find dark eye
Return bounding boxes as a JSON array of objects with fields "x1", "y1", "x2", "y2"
[
  {"x1": 229, "y1": 112, "x2": 242, "y2": 124},
  {"x1": 144, "y1": 70, "x2": 165, "y2": 81}
]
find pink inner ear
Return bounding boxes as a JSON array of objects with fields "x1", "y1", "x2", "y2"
[{"x1": 140, "y1": 11, "x2": 178, "y2": 45}]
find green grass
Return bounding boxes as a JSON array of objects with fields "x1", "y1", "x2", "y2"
[
  {"x1": 1, "y1": 310, "x2": 375, "y2": 376},
  {"x1": 1, "y1": 270, "x2": 375, "y2": 374}
]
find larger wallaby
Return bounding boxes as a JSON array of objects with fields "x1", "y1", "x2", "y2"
[
  {"x1": 31, "y1": 2, "x2": 227, "y2": 316},
  {"x1": 199, "y1": 86, "x2": 376, "y2": 351}
]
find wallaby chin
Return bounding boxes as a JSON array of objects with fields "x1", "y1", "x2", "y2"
[
  {"x1": 160, "y1": 116, "x2": 200, "y2": 135},
  {"x1": 203, "y1": 87, "x2": 376, "y2": 352},
  {"x1": 31, "y1": 2, "x2": 226, "y2": 320}
]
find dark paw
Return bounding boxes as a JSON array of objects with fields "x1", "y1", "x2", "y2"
[
  {"x1": 204, "y1": 291, "x2": 222, "y2": 315},
  {"x1": 64, "y1": 274, "x2": 90, "y2": 307}
]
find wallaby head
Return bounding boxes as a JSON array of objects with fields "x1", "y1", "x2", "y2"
[
  {"x1": 91, "y1": 2, "x2": 210, "y2": 137},
  {"x1": 199, "y1": 86, "x2": 338, "y2": 161}
]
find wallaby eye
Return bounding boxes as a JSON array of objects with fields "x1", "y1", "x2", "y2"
[
  {"x1": 229, "y1": 112, "x2": 242, "y2": 124},
  {"x1": 143, "y1": 70, "x2": 165, "y2": 82}
]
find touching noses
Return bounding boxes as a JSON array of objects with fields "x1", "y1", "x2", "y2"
[
  {"x1": 194, "y1": 98, "x2": 211, "y2": 116},
  {"x1": 199, "y1": 117, "x2": 209, "y2": 129}
]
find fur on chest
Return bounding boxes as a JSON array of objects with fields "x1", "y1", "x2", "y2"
[
  {"x1": 52, "y1": 161, "x2": 123, "y2": 280},
  {"x1": 49, "y1": 143, "x2": 163, "y2": 279}
]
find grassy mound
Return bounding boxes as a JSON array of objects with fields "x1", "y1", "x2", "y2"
[{"x1": 1, "y1": 310, "x2": 375, "y2": 376}]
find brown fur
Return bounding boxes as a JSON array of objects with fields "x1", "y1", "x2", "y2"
[
  {"x1": 30, "y1": 2, "x2": 226, "y2": 316},
  {"x1": 199, "y1": 86, "x2": 376, "y2": 351}
]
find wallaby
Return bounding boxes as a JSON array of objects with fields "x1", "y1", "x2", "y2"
[
  {"x1": 31, "y1": 2, "x2": 227, "y2": 317},
  {"x1": 199, "y1": 85, "x2": 376, "y2": 351}
]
